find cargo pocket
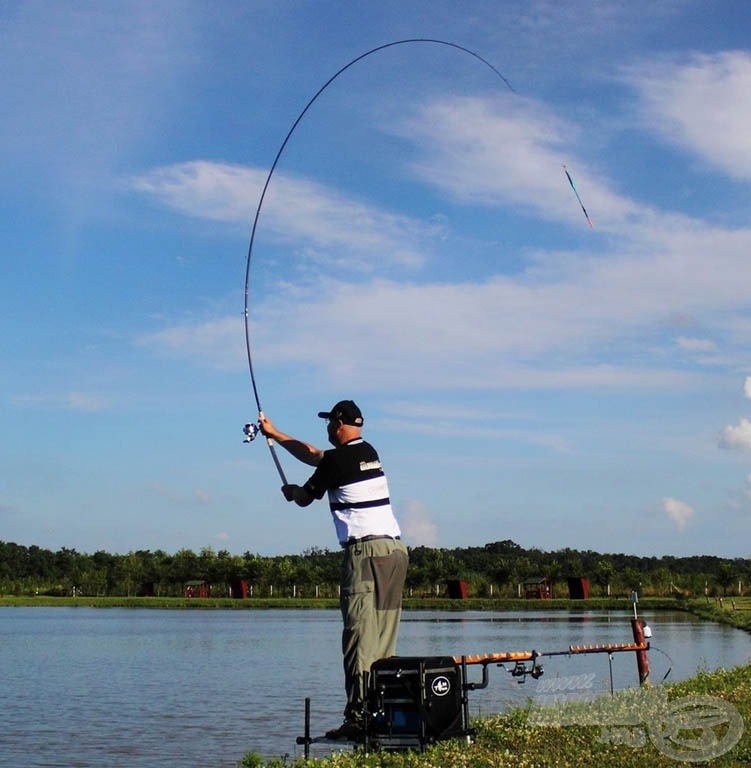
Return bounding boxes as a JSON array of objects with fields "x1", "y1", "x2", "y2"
[
  {"x1": 341, "y1": 547, "x2": 374, "y2": 599},
  {"x1": 370, "y1": 548, "x2": 408, "y2": 611}
]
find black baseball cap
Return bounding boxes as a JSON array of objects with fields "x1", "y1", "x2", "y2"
[{"x1": 318, "y1": 400, "x2": 364, "y2": 427}]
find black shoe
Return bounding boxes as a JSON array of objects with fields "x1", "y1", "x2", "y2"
[{"x1": 325, "y1": 720, "x2": 363, "y2": 741}]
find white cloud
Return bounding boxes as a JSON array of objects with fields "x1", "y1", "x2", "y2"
[
  {"x1": 136, "y1": 315, "x2": 243, "y2": 370},
  {"x1": 662, "y1": 497, "x2": 694, "y2": 530},
  {"x1": 397, "y1": 94, "x2": 646, "y2": 233},
  {"x1": 401, "y1": 499, "x2": 438, "y2": 547},
  {"x1": 237, "y1": 241, "x2": 750, "y2": 388},
  {"x1": 726, "y1": 474, "x2": 751, "y2": 511},
  {"x1": 137, "y1": 229, "x2": 751, "y2": 390},
  {"x1": 66, "y1": 391, "x2": 109, "y2": 413},
  {"x1": 627, "y1": 51, "x2": 751, "y2": 179},
  {"x1": 11, "y1": 391, "x2": 110, "y2": 412},
  {"x1": 132, "y1": 161, "x2": 440, "y2": 271},
  {"x1": 150, "y1": 483, "x2": 210, "y2": 506},
  {"x1": 744, "y1": 377, "x2": 751, "y2": 400},
  {"x1": 719, "y1": 418, "x2": 751, "y2": 451},
  {"x1": 132, "y1": 99, "x2": 751, "y2": 395},
  {"x1": 676, "y1": 337, "x2": 715, "y2": 352},
  {"x1": 131, "y1": 162, "x2": 263, "y2": 225}
]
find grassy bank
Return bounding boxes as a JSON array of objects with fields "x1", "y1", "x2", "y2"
[
  {"x1": 0, "y1": 595, "x2": 683, "y2": 611},
  {"x1": 246, "y1": 662, "x2": 751, "y2": 768},
  {"x1": 243, "y1": 667, "x2": 751, "y2": 767},
  {"x1": 683, "y1": 595, "x2": 751, "y2": 632},
  {"x1": 0, "y1": 595, "x2": 340, "y2": 609}
]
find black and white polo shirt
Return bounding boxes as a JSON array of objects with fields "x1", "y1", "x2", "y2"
[{"x1": 303, "y1": 438, "x2": 401, "y2": 545}]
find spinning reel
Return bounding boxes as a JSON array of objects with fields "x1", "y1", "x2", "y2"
[
  {"x1": 503, "y1": 652, "x2": 544, "y2": 684},
  {"x1": 241, "y1": 415, "x2": 288, "y2": 483}
]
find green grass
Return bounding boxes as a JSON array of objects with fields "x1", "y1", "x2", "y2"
[
  {"x1": 0, "y1": 595, "x2": 682, "y2": 611},
  {"x1": 684, "y1": 595, "x2": 751, "y2": 632},
  {"x1": 241, "y1": 663, "x2": 751, "y2": 768},
  {"x1": 0, "y1": 595, "x2": 341, "y2": 609}
]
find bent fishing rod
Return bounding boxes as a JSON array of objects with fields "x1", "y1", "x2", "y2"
[{"x1": 242, "y1": 39, "x2": 514, "y2": 483}]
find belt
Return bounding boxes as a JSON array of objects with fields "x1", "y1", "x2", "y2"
[{"x1": 341, "y1": 534, "x2": 400, "y2": 549}]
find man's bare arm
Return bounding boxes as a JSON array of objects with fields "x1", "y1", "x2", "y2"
[{"x1": 258, "y1": 414, "x2": 324, "y2": 467}]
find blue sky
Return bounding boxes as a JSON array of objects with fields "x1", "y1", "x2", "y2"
[{"x1": 3, "y1": 1, "x2": 751, "y2": 559}]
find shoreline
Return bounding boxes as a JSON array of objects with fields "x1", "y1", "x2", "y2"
[{"x1": 0, "y1": 594, "x2": 692, "y2": 611}]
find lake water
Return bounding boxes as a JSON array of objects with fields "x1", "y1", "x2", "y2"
[{"x1": 1, "y1": 607, "x2": 749, "y2": 766}]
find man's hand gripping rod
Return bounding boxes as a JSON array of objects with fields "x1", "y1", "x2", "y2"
[{"x1": 243, "y1": 411, "x2": 288, "y2": 485}]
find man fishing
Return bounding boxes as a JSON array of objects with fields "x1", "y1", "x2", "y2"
[{"x1": 259, "y1": 400, "x2": 409, "y2": 740}]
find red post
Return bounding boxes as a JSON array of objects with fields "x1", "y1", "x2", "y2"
[{"x1": 630, "y1": 618, "x2": 651, "y2": 686}]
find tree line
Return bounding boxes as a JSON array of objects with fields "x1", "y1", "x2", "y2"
[{"x1": 0, "y1": 538, "x2": 748, "y2": 599}]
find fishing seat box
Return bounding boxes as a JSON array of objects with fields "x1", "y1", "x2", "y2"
[{"x1": 367, "y1": 656, "x2": 467, "y2": 749}]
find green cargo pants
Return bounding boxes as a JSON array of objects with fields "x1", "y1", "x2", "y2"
[{"x1": 340, "y1": 537, "x2": 409, "y2": 720}]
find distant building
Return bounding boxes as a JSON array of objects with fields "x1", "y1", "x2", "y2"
[
  {"x1": 447, "y1": 579, "x2": 469, "y2": 599},
  {"x1": 567, "y1": 577, "x2": 590, "y2": 600},
  {"x1": 523, "y1": 577, "x2": 552, "y2": 599},
  {"x1": 184, "y1": 580, "x2": 210, "y2": 598},
  {"x1": 230, "y1": 579, "x2": 249, "y2": 599}
]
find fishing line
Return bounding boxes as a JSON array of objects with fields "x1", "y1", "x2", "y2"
[
  {"x1": 650, "y1": 646, "x2": 674, "y2": 682},
  {"x1": 242, "y1": 39, "x2": 515, "y2": 481}
]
